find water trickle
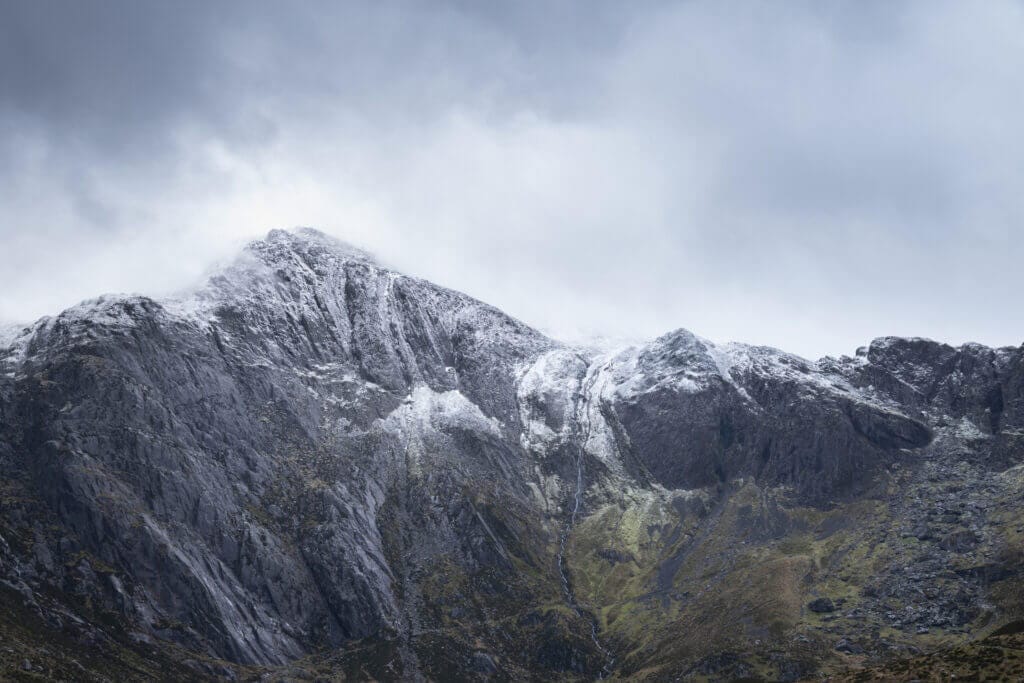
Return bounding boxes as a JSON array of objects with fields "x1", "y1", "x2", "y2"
[{"x1": 555, "y1": 361, "x2": 616, "y2": 679}]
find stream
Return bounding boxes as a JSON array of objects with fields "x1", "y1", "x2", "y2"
[{"x1": 555, "y1": 361, "x2": 616, "y2": 679}]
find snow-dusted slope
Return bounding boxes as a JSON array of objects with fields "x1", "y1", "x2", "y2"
[{"x1": 1, "y1": 228, "x2": 1021, "y2": 681}]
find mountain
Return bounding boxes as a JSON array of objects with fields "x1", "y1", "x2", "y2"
[{"x1": 1, "y1": 228, "x2": 1022, "y2": 681}]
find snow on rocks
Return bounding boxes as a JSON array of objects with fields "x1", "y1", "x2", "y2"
[
  {"x1": 515, "y1": 349, "x2": 587, "y2": 452},
  {"x1": 0, "y1": 322, "x2": 26, "y2": 349},
  {"x1": 377, "y1": 385, "x2": 503, "y2": 472},
  {"x1": 0, "y1": 322, "x2": 33, "y2": 370}
]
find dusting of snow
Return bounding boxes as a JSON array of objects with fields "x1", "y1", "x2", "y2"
[
  {"x1": 576, "y1": 353, "x2": 626, "y2": 473},
  {"x1": 0, "y1": 322, "x2": 27, "y2": 349},
  {"x1": 950, "y1": 416, "x2": 990, "y2": 442},
  {"x1": 701, "y1": 340, "x2": 754, "y2": 402},
  {"x1": 515, "y1": 349, "x2": 585, "y2": 452},
  {"x1": 377, "y1": 385, "x2": 502, "y2": 472},
  {"x1": 514, "y1": 345, "x2": 637, "y2": 474},
  {"x1": 0, "y1": 228, "x2": 980, "y2": 466},
  {"x1": 162, "y1": 291, "x2": 221, "y2": 331},
  {"x1": 160, "y1": 229, "x2": 382, "y2": 342},
  {"x1": 514, "y1": 346, "x2": 639, "y2": 492},
  {"x1": 1, "y1": 321, "x2": 35, "y2": 370},
  {"x1": 701, "y1": 338, "x2": 897, "y2": 409}
]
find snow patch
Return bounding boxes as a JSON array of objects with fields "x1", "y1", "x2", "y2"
[{"x1": 378, "y1": 385, "x2": 502, "y2": 470}]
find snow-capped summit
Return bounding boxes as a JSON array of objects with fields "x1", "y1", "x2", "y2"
[{"x1": 1, "y1": 227, "x2": 1022, "y2": 680}]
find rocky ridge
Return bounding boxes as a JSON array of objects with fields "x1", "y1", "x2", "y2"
[{"x1": 0, "y1": 228, "x2": 1021, "y2": 681}]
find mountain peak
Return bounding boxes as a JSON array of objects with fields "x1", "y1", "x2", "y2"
[
  {"x1": 2, "y1": 225, "x2": 1023, "y2": 681},
  {"x1": 252, "y1": 227, "x2": 377, "y2": 270}
]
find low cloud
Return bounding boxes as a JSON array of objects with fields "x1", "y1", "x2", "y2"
[{"x1": 1, "y1": 0, "x2": 1021, "y2": 358}]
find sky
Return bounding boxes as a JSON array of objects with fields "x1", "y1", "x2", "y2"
[{"x1": 1, "y1": 0, "x2": 1022, "y2": 359}]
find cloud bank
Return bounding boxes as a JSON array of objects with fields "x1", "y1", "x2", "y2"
[{"x1": 1, "y1": 0, "x2": 1022, "y2": 358}]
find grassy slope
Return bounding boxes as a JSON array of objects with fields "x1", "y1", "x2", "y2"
[{"x1": 563, "y1": 461, "x2": 1024, "y2": 681}]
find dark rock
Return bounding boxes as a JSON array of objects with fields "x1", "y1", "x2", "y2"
[
  {"x1": 808, "y1": 597, "x2": 836, "y2": 613},
  {"x1": 834, "y1": 639, "x2": 864, "y2": 654},
  {"x1": 940, "y1": 529, "x2": 980, "y2": 553},
  {"x1": 596, "y1": 548, "x2": 634, "y2": 565},
  {"x1": 688, "y1": 651, "x2": 755, "y2": 678},
  {"x1": 469, "y1": 651, "x2": 498, "y2": 674}
]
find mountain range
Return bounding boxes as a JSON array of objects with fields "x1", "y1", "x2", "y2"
[{"x1": 1, "y1": 228, "x2": 1022, "y2": 681}]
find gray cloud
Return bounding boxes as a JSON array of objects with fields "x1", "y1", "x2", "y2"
[{"x1": 1, "y1": 0, "x2": 1021, "y2": 358}]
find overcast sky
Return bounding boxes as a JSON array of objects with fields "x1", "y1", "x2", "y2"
[{"x1": 1, "y1": 1, "x2": 1022, "y2": 358}]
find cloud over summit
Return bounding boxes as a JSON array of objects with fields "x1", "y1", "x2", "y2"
[{"x1": 1, "y1": 0, "x2": 1021, "y2": 358}]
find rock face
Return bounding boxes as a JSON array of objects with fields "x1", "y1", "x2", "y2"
[{"x1": 0, "y1": 228, "x2": 1021, "y2": 681}]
